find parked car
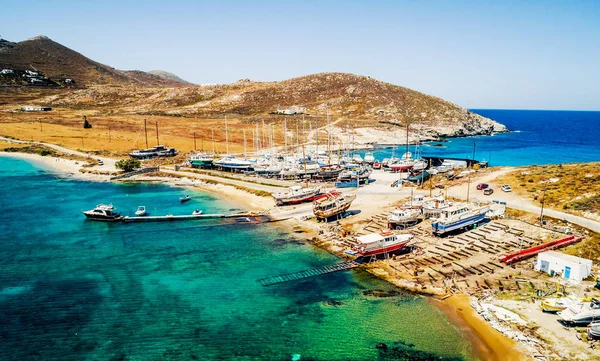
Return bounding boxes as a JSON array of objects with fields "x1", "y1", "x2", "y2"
[
  {"x1": 484, "y1": 188, "x2": 494, "y2": 195},
  {"x1": 98, "y1": 160, "x2": 104, "y2": 166},
  {"x1": 501, "y1": 184, "x2": 512, "y2": 192},
  {"x1": 477, "y1": 183, "x2": 489, "y2": 190}
]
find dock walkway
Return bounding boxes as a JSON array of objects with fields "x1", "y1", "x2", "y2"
[{"x1": 258, "y1": 261, "x2": 360, "y2": 286}]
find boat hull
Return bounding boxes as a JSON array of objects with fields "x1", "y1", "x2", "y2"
[
  {"x1": 82, "y1": 213, "x2": 122, "y2": 222},
  {"x1": 276, "y1": 192, "x2": 324, "y2": 206},
  {"x1": 358, "y1": 240, "x2": 410, "y2": 257},
  {"x1": 431, "y1": 213, "x2": 486, "y2": 235}
]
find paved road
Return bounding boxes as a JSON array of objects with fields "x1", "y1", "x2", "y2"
[{"x1": 447, "y1": 168, "x2": 600, "y2": 233}]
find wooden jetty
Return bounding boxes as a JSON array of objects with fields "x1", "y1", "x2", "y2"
[
  {"x1": 258, "y1": 261, "x2": 360, "y2": 286},
  {"x1": 122, "y1": 212, "x2": 279, "y2": 223}
]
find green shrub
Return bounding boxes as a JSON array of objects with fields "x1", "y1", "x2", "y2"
[{"x1": 115, "y1": 158, "x2": 141, "y2": 172}]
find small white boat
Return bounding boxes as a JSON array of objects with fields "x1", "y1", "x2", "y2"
[
  {"x1": 364, "y1": 152, "x2": 375, "y2": 164},
  {"x1": 192, "y1": 209, "x2": 203, "y2": 215},
  {"x1": 180, "y1": 195, "x2": 191, "y2": 203},
  {"x1": 135, "y1": 206, "x2": 147, "y2": 216},
  {"x1": 559, "y1": 298, "x2": 600, "y2": 326}
]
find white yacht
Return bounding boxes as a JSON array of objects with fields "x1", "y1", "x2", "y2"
[
  {"x1": 559, "y1": 299, "x2": 600, "y2": 326},
  {"x1": 431, "y1": 203, "x2": 490, "y2": 235},
  {"x1": 387, "y1": 208, "x2": 420, "y2": 229}
]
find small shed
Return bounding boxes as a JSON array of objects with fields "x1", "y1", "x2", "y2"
[{"x1": 535, "y1": 251, "x2": 592, "y2": 282}]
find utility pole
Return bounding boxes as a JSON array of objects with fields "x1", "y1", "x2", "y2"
[
  {"x1": 467, "y1": 171, "x2": 471, "y2": 202},
  {"x1": 155, "y1": 121, "x2": 159, "y2": 145},
  {"x1": 472, "y1": 141, "x2": 477, "y2": 166},
  {"x1": 212, "y1": 128, "x2": 215, "y2": 154},
  {"x1": 108, "y1": 126, "x2": 111, "y2": 143},
  {"x1": 193, "y1": 132, "x2": 196, "y2": 151},
  {"x1": 144, "y1": 119, "x2": 148, "y2": 148},
  {"x1": 540, "y1": 183, "x2": 547, "y2": 226},
  {"x1": 40, "y1": 119, "x2": 43, "y2": 132},
  {"x1": 243, "y1": 129, "x2": 247, "y2": 159}
]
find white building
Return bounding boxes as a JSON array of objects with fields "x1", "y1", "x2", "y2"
[{"x1": 535, "y1": 251, "x2": 592, "y2": 282}]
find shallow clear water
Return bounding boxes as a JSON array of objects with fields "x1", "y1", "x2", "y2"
[
  {"x1": 0, "y1": 156, "x2": 476, "y2": 361},
  {"x1": 357, "y1": 109, "x2": 600, "y2": 166}
]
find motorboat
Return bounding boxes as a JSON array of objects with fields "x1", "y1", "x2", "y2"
[
  {"x1": 317, "y1": 164, "x2": 343, "y2": 179},
  {"x1": 189, "y1": 153, "x2": 215, "y2": 168},
  {"x1": 345, "y1": 232, "x2": 413, "y2": 257},
  {"x1": 272, "y1": 186, "x2": 322, "y2": 206},
  {"x1": 387, "y1": 208, "x2": 420, "y2": 229},
  {"x1": 588, "y1": 321, "x2": 600, "y2": 339},
  {"x1": 192, "y1": 209, "x2": 203, "y2": 216},
  {"x1": 352, "y1": 154, "x2": 363, "y2": 163},
  {"x1": 364, "y1": 152, "x2": 375, "y2": 164},
  {"x1": 404, "y1": 195, "x2": 425, "y2": 209},
  {"x1": 422, "y1": 197, "x2": 452, "y2": 219},
  {"x1": 313, "y1": 190, "x2": 356, "y2": 221},
  {"x1": 180, "y1": 195, "x2": 191, "y2": 203},
  {"x1": 431, "y1": 203, "x2": 490, "y2": 235},
  {"x1": 213, "y1": 156, "x2": 253, "y2": 170},
  {"x1": 135, "y1": 206, "x2": 147, "y2": 216},
  {"x1": 406, "y1": 170, "x2": 431, "y2": 184},
  {"x1": 82, "y1": 204, "x2": 122, "y2": 222},
  {"x1": 372, "y1": 160, "x2": 381, "y2": 169},
  {"x1": 559, "y1": 298, "x2": 600, "y2": 326},
  {"x1": 129, "y1": 145, "x2": 178, "y2": 160}
]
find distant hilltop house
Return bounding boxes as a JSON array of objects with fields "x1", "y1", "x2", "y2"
[
  {"x1": 21, "y1": 105, "x2": 52, "y2": 112},
  {"x1": 273, "y1": 108, "x2": 304, "y2": 115},
  {"x1": 1, "y1": 69, "x2": 14, "y2": 75}
]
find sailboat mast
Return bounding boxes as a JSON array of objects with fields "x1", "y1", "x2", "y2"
[
  {"x1": 284, "y1": 117, "x2": 287, "y2": 152},
  {"x1": 225, "y1": 116, "x2": 229, "y2": 154},
  {"x1": 144, "y1": 119, "x2": 148, "y2": 148},
  {"x1": 406, "y1": 121, "x2": 409, "y2": 157},
  {"x1": 315, "y1": 113, "x2": 319, "y2": 157},
  {"x1": 302, "y1": 145, "x2": 308, "y2": 188},
  {"x1": 212, "y1": 128, "x2": 215, "y2": 154},
  {"x1": 327, "y1": 109, "x2": 331, "y2": 164}
]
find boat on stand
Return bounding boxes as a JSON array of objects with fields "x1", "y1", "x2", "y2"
[
  {"x1": 345, "y1": 232, "x2": 414, "y2": 258},
  {"x1": 313, "y1": 190, "x2": 356, "y2": 221},
  {"x1": 431, "y1": 203, "x2": 490, "y2": 235},
  {"x1": 387, "y1": 208, "x2": 420, "y2": 229},
  {"x1": 272, "y1": 186, "x2": 322, "y2": 206},
  {"x1": 82, "y1": 204, "x2": 122, "y2": 222}
]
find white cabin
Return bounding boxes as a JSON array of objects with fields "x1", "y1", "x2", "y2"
[{"x1": 535, "y1": 251, "x2": 592, "y2": 282}]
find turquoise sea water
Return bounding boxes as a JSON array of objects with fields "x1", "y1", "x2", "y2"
[
  {"x1": 358, "y1": 110, "x2": 600, "y2": 166},
  {"x1": 0, "y1": 156, "x2": 476, "y2": 361}
]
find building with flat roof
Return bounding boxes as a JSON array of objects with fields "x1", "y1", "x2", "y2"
[{"x1": 535, "y1": 251, "x2": 592, "y2": 282}]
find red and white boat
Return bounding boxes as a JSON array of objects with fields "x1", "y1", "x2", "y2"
[
  {"x1": 272, "y1": 186, "x2": 322, "y2": 206},
  {"x1": 389, "y1": 162, "x2": 414, "y2": 172},
  {"x1": 346, "y1": 231, "x2": 413, "y2": 257}
]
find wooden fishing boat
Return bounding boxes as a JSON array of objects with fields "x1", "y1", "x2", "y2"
[
  {"x1": 272, "y1": 186, "x2": 322, "y2": 206},
  {"x1": 313, "y1": 190, "x2": 356, "y2": 221}
]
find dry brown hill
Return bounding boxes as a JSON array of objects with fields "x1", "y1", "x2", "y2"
[
  {"x1": 40, "y1": 72, "x2": 506, "y2": 136},
  {"x1": 149, "y1": 70, "x2": 191, "y2": 84},
  {"x1": 0, "y1": 36, "x2": 186, "y2": 87}
]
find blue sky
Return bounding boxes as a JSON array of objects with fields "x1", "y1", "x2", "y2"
[{"x1": 2, "y1": 0, "x2": 599, "y2": 110}]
